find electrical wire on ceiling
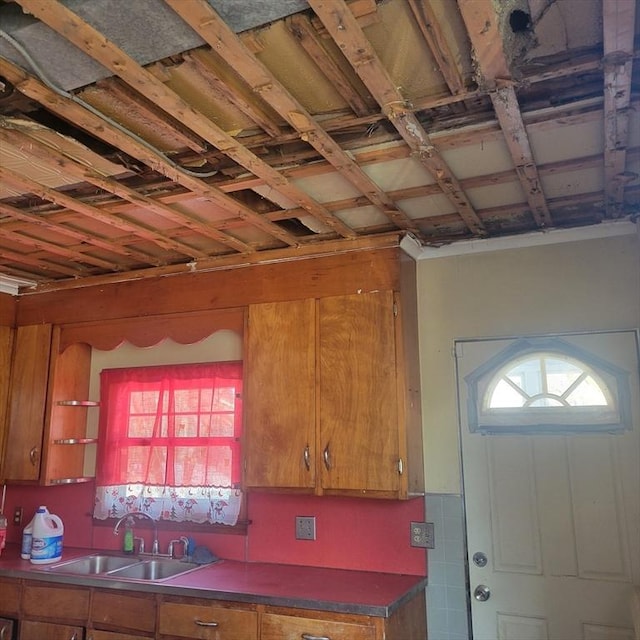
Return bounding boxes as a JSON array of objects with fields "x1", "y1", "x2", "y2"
[{"x1": 0, "y1": 27, "x2": 219, "y2": 179}]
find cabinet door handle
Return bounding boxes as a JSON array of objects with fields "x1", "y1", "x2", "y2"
[
  {"x1": 194, "y1": 619, "x2": 219, "y2": 627},
  {"x1": 323, "y1": 445, "x2": 331, "y2": 470},
  {"x1": 29, "y1": 446, "x2": 38, "y2": 465},
  {"x1": 303, "y1": 445, "x2": 311, "y2": 470},
  {"x1": 301, "y1": 634, "x2": 331, "y2": 640}
]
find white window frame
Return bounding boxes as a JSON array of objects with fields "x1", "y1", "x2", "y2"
[{"x1": 464, "y1": 336, "x2": 633, "y2": 435}]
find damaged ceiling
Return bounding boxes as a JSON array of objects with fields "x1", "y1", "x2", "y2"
[{"x1": 0, "y1": 0, "x2": 638, "y2": 292}]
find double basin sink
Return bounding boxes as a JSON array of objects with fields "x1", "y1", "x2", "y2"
[{"x1": 42, "y1": 553, "x2": 204, "y2": 582}]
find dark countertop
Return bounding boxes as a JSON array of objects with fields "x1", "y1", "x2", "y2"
[{"x1": 0, "y1": 545, "x2": 427, "y2": 617}]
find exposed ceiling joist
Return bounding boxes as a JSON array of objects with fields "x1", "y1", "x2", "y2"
[
  {"x1": 13, "y1": 0, "x2": 346, "y2": 244},
  {"x1": 602, "y1": 0, "x2": 636, "y2": 218},
  {"x1": 308, "y1": 0, "x2": 486, "y2": 237},
  {"x1": 165, "y1": 0, "x2": 419, "y2": 236},
  {"x1": 457, "y1": 0, "x2": 552, "y2": 229}
]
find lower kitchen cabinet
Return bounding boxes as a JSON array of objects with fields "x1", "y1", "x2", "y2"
[
  {"x1": 91, "y1": 590, "x2": 156, "y2": 635},
  {"x1": 8, "y1": 577, "x2": 425, "y2": 640},
  {"x1": 20, "y1": 620, "x2": 84, "y2": 640},
  {"x1": 0, "y1": 578, "x2": 20, "y2": 616},
  {"x1": 261, "y1": 611, "x2": 376, "y2": 640},
  {"x1": 158, "y1": 597, "x2": 258, "y2": 639},
  {"x1": 21, "y1": 582, "x2": 90, "y2": 623}
]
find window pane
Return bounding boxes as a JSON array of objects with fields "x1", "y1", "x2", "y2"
[
  {"x1": 489, "y1": 378, "x2": 526, "y2": 408},
  {"x1": 567, "y1": 376, "x2": 608, "y2": 406},
  {"x1": 546, "y1": 357, "x2": 581, "y2": 395}
]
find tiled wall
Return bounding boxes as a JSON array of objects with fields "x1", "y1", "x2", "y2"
[{"x1": 426, "y1": 494, "x2": 471, "y2": 640}]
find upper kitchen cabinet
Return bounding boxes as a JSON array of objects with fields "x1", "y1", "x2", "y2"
[
  {"x1": 245, "y1": 257, "x2": 424, "y2": 500},
  {"x1": 2, "y1": 324, "x2": 94, "y2": 485},
  {"x1": 245, "y1": 299, "x2": 317, "y2": 491}
]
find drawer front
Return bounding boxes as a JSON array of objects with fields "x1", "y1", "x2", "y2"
[
  {"x1": 92, "y1": 590, "x2": 156, "y2": 633},
  {"x1": 88, "y1": 631, "x2": 151, "y2": 640},
  {"x1": 0, "y1": 578, "x2": 20, "y2": 615},
  {"x1": 20, "y1": 620, "x2": 84, "y2": 640},
  {"x1": 22, "y1": 583, "x2": 90, "y2": 621},
  {"x1": 261, "y1": 613, "x2": 376, "y2": 640},
  {"x1": 159, "y1": 601, "x2": 258, "y2": 639}
]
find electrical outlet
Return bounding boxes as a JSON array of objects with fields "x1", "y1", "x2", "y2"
[
  {"x1": 410, "y1": 521, "x2": 434, "y2": 548},
  {"x1": 295, "y1": 516, "x2": 316, "y2": 541},
  {"x1": 13, "y1": 506, "x2": 23, "y2": 526}
]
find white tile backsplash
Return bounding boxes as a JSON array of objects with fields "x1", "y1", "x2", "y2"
[{"x1": 426, "y1": 494, "x2": 470, "y2": 640}]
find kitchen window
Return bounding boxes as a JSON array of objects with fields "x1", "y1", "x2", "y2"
[
  {"x1": 463, "y1": 336, "x2": 632, "y2": 435},
  {"x1": 93, "y1": 361, "x2": 243, "y2": 526}
]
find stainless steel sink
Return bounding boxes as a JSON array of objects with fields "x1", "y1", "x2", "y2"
[
  {"x1": 107, "y1": 558, "x2": 202, "y2": 581},
  {"x1": 44, "y1": 553, "x2": 204, "y2": 581},
  {"x1": 45, "y1": 554, "x2": 140, "y2": 575}
]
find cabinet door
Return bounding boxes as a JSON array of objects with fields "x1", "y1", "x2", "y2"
[
  {"x1": 245, "y1": 299, "x2": 316, "y2": 490},
  {"x1": 319, "y1": 291, "x2": 400, "y2": 494},
  {"x1": 0, "y1": 578, "x2": 20, "y2": 616},
  {"x1": 158, "y1": 600, "x2": 258, "y2": 639},
  {"x1": 261, "y1": 612, "x2": 375, "y2": 640},
  {"x1": 20, "y1": 620, "x2": 84, "y2": 640},
  {"x1": 22, "y1": 583, "x2": 90, "y2": 622},
  {"x1": 0, "y1": 326, "x2": 14, "y2": 481},
  {"x1": 3, "y1": 324, "x2": 53, "y2": 481},
  {"x1": 91, "y1": 590, "x2": 156, "y2": 635}
]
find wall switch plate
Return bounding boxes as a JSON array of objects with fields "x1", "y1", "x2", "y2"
[
  {"x1": 295, "y1": 516, "x2": 316, "y2": 540},
  {"x1": 410, "y1": 521, "x2": 434, "y2": 548},
  {"x1": 13, "y1": 506, "x2": 23, "y2": 526}
]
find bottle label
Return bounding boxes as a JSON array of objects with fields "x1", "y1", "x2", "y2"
[
  {"x1": 31, "y1": 535, "x2": 63, "y2": 560},
  {"x1": 21, "y1": 531, "x2": 33, "y2": 558}
]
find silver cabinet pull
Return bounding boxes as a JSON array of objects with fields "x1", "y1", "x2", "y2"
[
  {"x1": 194, "y1": 619, "x2": 219, "y2": 627},
  {"x1": 323, "y1": 445, "x2": 331, "y2": 470},
  {"x1": 29, "y1": 446, "x2": 38, "y2": 465},
  {"x1": 303, "y1": 445, "x2": 311, "y2": 470},
  {"x1": 301, "y1": 635, "x2": 331, "y2": 640}
]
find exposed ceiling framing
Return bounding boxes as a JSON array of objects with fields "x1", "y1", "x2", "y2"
[{"x1": 0, "y1": 0, "x2": 637, "y2": 293}]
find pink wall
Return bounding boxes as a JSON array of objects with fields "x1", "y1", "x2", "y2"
[{"x1": 3, "y1": 483, "x2": 426, "y2": 576}]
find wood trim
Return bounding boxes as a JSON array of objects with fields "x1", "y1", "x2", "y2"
[
  {"x1": 59, "y1": 307, "x2": 245, "y2": 351},
  {"x1": 15, "y1": 247, "x2": 402, "y2": 325}
]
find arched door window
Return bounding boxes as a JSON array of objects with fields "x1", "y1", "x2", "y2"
[{"x1": 465, "y1": 337, "x2": 631, "y2": 434}]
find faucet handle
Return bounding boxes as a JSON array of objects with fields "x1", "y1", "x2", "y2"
[
  {"x1": 133, "y1": 536, "x2": 145, "y2": 554},
  {"x1": 167, "y1": 539, "x2": 181, "y2": 559}
]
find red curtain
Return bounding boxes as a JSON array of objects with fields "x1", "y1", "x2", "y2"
[{"x1": 96, "y1": 361, "x2": 243, "y2": 488}]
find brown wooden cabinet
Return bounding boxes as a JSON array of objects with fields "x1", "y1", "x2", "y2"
[
  {"x1": 91, "y1": 590, "x2": 156, "y2": 636},
  {"x1": 0, "y1": 577, "x2": 20, "y2": 616},
  {"x1": 245, "y1": 286, "x2": 423, "y2": 499},
  {"x1": 2, "y1": 324, "x2": 52, "y2": 482},
  {"x1": 20, "y1": 620, "x2": 84, "y2": 640},
  {"x1": 158, "y1": 597, "x2": 258, "y2": 639},
  {"x1": 2, "y1": 324, "x2": 96, "y2": 485},
  {"x1": 261, "y1": 611, "x2": 376, "y2": 640},
  {"x1": 7, "y1": 576, "x2": 426, "y2": 640}
]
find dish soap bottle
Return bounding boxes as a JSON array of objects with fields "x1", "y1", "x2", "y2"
[{"x1": 123, "y1": 516, "x2": 135, "y2": 554}]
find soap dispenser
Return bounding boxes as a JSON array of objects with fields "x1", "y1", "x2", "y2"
[{"x1": 123, "y1": 516, "x2": 135, "y2": 554}]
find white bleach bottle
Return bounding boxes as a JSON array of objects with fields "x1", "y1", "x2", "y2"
[{"x1": 30, "y1": 506, "x2": 64, "y2": 564}]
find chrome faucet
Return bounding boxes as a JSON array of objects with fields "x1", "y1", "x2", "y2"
[{"x1": 113, "y1": 511, "x2": 160, "y2": 555}]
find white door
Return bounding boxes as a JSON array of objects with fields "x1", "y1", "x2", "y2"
[{"x1": 456, "y1": 331, "x2": 640, "y2": 640}]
